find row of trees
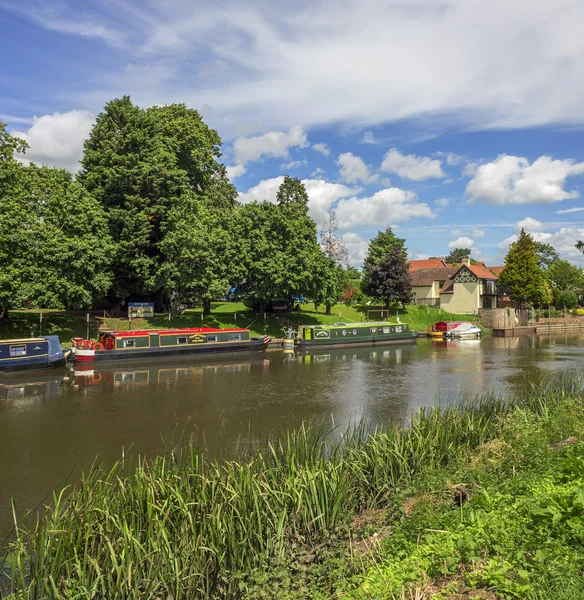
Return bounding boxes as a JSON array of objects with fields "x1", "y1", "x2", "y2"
[{"x1": 0, "y1": 98, "x2": 356, "y2": 318}]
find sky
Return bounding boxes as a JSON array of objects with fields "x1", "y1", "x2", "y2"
[{"x1": 2, "y1": 0, "x2": 584, "y2": 268}]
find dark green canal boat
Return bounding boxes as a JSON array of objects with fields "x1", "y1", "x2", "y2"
[{"x1": 293, "y1": 322, "x2": 416, "y2": 349}]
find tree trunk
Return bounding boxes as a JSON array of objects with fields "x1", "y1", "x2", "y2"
[
  {"x1": 325, "y1": 303, "x2": 332, "y2": 315},
  {"x1": 203, "y1": 299, "x2": 211, "y2": 316},
  {"x1": 170, "y1": 295, "x2": 181, "y2": 318},
  {"x1": 0, "y1": 304, "x2": 8, "y2": 321},
  {"x1": 386, "y1": 297, "x2": 391, "y2": 310},
  {"x1": 259, "y1": 299, "x2": 266, "y2": 315}
]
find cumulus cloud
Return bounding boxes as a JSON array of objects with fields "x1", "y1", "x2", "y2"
[
  {"x1": 435, "y1": 198, "x2": 450, "y2": 207},
  {"x1": 472, "y1": 227, "x2": 485, "y2": 237},
  {"x1": 233, "y1": 126, "x2": 308, "y2": 165},
  {"x1": 448, "y1": 236, "x2": 475, "y2": 249},
  {"x1": 335, "y1": 187, "x2": 434, "y2": 229},
  {"x1": 12, "y1": 110, "x2": 94, "y2": 172},
  {"x1": 336, "y1": 152, "x2": 379, "y2": 185},
  {"x1": 238, "y1": 176, "x2": 359, "y2": 224},
  {"x1": 516, "y1": 217, "x2": 545, "y2": 232},
  {"x1": 340, "y1": 232, "x2": 369, "y2": 267},
  {"x1": 226, "y1": 164, "x2": 246, "y2": 180},
  {"x1": 281, "y1": 159, "x2": 307, "y2": 170},
  {"x1": 500, "y1": 222, "x2": 584, "y2": 265},
  {"x1": 380, "y1": 149, "x2": 445, "y2": 181},
  {"x1": 312, "y1": 143, "x2": 330, "y2": 156},
  {"x1": 311, "y1": 167, "x2": 325, "y2": 177},
  {"x1": 466, "y1": 155, "x2": 584, "y2": 205}
]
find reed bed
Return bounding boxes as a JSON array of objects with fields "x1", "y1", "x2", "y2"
[{"x1": 2, "y1": 373, "x2": 582, "y2": 599}]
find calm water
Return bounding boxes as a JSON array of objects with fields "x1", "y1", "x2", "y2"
[{"x1": 1, "y1": 333, "x2": 584, "y2": 538}]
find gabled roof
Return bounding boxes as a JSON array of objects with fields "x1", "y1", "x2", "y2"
[
  {"x1": 407, "y1": 258, "x2": 447, "y2": 271},
  {"x1": 488, "y1": 266, "x2": 504, "y2": 277},
  {"x1": 464, "y1": 264, "x2": 498, "y2": 280}
]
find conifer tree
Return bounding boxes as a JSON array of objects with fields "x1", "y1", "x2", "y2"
[
  {"x1": 361, "y1": 227, "x2": 405, "y2": 295},
  {"x1": 368, "y1": 245, "x2": 413, "y2": 309},
  {"x1": 498, "y1": 229, "x2": 551, "y2": 306}
]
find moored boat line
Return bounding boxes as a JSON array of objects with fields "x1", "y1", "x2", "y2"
[{"x1": 0, "y1": 336, "x2": 70, "y2": 373}]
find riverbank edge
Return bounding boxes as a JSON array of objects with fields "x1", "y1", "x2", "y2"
[{"x1": 3, "y1": 374, "x2": 581, "y2": 599}]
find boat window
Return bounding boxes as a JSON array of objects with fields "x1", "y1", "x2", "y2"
[
  {"x1": 207, "y1": 335, "x2": 218, "y2": 343},
  {"x1": 124, "y1": 340, "x2": 136, "y2": 348},
  {"x1": 9, "y1": 345, "x2": 26, "y2": 357},
  {"x1": 177, "y1": 337, "x2": 188, "y2": 344},
  {"x1": 228, "y1": 333, "x2": 242, "y2": 341}
]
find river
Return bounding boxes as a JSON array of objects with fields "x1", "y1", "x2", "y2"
[{"x1": 1, "y1": 332, "x2": 583, "y2": 539}]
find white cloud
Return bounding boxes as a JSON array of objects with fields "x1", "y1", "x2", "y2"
[
  {"x1": 362, "y1": 131, "x2": 377, "y2": 144},
  {"x1": 336, "y1": 187, "x2": 434, "y2": 229},
  {"x1": 340, "y1": 232, "x2": 369, "y2": 267},
  {"x1": 435, "y1": 198, "x2": 450, "y2": 207},
  {"x1": 472, "y1": 227, "x2": 485, "y2": 237},
  {"x1": 11, "y1": 2, "x2": 584, "y2": 133},
  {"x1": 12, "y1": 110, "x2": 95, "y2": 172},
  {"x1": 380, "y1": 149, "x2": 445, "y2": 181},
  {"x1": 500, "y1": 223, "x2": 584, "y2": 266},
  {"x1": 311, "y1": 167, "x2": 325, "y2": 177},
  {"x1": 516, "y1": 217, "x2": 545, "y2": 232},
  {"x1": 451, "y1": 228, "x2": 462, "y2": 236},
  {"x1": 448, "y1": 236, "x2": 475, "y2": 249},
  {"x1": 233, "y1": 126, "x2": 308, "y2": 165},
  {"x1": 281, "y1": 159, "x2": 307, "y2": 169},
  {"x1": 226, "y1": 164, "x2": 247, "y2": 180},
  {"x1": 312, "y1": 143, "x2": 330, "y2": 156},
  {"x1": 462, "y1": 162, "x2": 479, "y2": 177},
  {"x1": 556, "y1": 207, "x2": 584, "y2": 214},
  {"x1": 238, "y1": 176, "x2": 359, "y2": 224},
  {"x1": 466, "y1": 155, "x2": 584, "y2": 205},
  {"x1": 336, "y1": 152, "x2": 379, "y2": 185}
]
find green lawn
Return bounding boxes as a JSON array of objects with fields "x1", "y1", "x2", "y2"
[{"x1": 0, "y1": 302, "x2": 475, "y2": 342}]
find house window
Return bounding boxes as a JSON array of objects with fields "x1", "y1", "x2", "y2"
[
  {"x1": 124, "y1": 339, "x2": 136, "y2": 348},
  {"x1": 207, "y1": 335, "x2": 218, "y2": 343},
  {"x1": 177, "y1": 337, "x2": 188, "y2": 344},
  {"x1": 228, "y1": 333, "x2": 241, "y2": 341},
  {"x1": 10, "y1": 345, "x2": 26, "y2": 357}
]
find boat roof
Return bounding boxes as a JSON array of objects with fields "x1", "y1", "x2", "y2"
[
  {"x1": 301, "y1": 321, "x2": 402, "y2": 329},
  {"x1": 0, "y1": 337, "x2": 48, "y2": 344},
  {"x1": 111, "y1": 327, "x2": 248, "y2": 337}
]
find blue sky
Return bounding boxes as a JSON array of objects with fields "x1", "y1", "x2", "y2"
[{"x1": 2, "y1": 0, "x2": 584, "y2": 267}]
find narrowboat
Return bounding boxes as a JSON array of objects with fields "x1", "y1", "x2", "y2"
[
  {"x1": 291, "y1": 322, "x2": 416, "y2": 349},
  {"x1": 0, "y1": 336, "x2": 69, "y2": 373},
  {"x1": 71, "y1": 327, "x2": 270, "y2": 363}
]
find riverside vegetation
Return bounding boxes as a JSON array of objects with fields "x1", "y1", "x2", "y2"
[{"x1": 2, "y1": 372, "x2": 584, "y2": 599}]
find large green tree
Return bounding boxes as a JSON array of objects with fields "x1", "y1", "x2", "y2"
[
  {"x1": 545, "y1": 259, "x2": 584, "y2": 308},
  {"x1": 534, "y1": 242, "x2": 559, "y2": 269},
  {"x1": 498, "y1": 229, "x2": 551, "y2": 306},
  {"x1": 79, "y1": 97, "x2": 234, "y2": 310},
  {"x1": 0, "y1": 126, "x2": 113, "y2": 317},
  {"x1": 361, "y1": 227, "x2": 405, "y2": 295},
  {"x1": 367, "y1": 244, "x2": 413, "y2": 309},
  {"x1": 444, "y1": 248, "x2": 475, "y2": 264}
]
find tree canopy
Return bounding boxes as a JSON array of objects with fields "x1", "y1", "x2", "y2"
[
  {"x1": 367, "y1": 245, "x2": 413, "y2": 309},
  {"x1": 361, "y1": 227, "x2": 405, "y2": 295},
  {"x1": 444, "y1": 248, "x2": 475, "y2": 264},
  {"x1": 534, "y1": 242, "x2": 559, "y2": 269},
  {"x1": 498, "y1": 229, "x2": 551, "y2": 306}
]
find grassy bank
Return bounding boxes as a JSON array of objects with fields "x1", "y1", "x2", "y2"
[
  {"x1": 1, "y1": 303, "x2": 473, "y2": 341},
  {"x1": 2, "y1": 374, "x2": 583, "y2": 599}
]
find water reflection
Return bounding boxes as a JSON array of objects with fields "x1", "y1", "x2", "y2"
[{"x1": 1, "y1": 335, "x2": 584, "y2": 538}]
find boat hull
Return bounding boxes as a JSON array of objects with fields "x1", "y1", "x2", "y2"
[
  {"x1": 74, "y1": 337, "x2": 270, "y2": 363},
  {"x1": 0, "y1": 336, "x2": 66, "y2": 374},
  {"x1": 0, "y1": 356, "x2": 66, "y2": 374}
]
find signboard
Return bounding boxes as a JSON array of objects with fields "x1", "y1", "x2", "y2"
[{"x1": 128, "y1": 302, "x2": 155, "y2": 318}]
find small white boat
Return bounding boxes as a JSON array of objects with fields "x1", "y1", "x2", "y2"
[{"x1": 445, "y1": 322, "x2": 481, "y2": 339}]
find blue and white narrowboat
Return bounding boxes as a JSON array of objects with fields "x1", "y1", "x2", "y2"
[{"x1": 0, "y1": 336, "x2": 69, "y2": 373}]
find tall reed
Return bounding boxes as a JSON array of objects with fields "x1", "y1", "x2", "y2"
[{"x1": 2, "y1": 372, "x2": 582, "y2": 599}]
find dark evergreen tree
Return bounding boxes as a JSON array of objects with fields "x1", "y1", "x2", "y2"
[
  {"x1": 368, "y1": 245, "x2": 413, "y2": 309},
  {"x1": 361, "y1": 227, "x2": 405, "y2": 295}
]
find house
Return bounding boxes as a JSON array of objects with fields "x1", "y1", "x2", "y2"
[{"x1": 409, "y1": 257, "x2": 499, "y2": 313}]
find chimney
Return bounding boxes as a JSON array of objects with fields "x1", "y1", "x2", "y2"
[{"x1": 462, "y1": 256, "x2": 471, "y2": 266}]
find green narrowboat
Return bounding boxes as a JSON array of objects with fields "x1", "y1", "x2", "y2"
[{"x1": 294, "y1": 322, "x2": 416, "y2": 349}]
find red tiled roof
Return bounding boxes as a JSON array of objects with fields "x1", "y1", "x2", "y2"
[
  {"x1": 488, "y1": 266, "x2": 504, "y2": 277},
  {"x1": 464, "y1": 264, "x2": 498, "y2": 280},
  {"x1": 407, "y1": 258, "x2": 447, "y2": 271}
]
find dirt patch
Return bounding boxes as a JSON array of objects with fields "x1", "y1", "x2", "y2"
[
  {"x1": 351, "y1": 508, "x2": 387, "y2": 529},
  {"x1": 551, "y1": 436, "x2": 578, "y2": 451},
  {"x1": 470, "y1": 439, "x2": 512, "y2": 467},
  {"x1": 422, "y1": 575, "x2": 500, "y2": 599}
]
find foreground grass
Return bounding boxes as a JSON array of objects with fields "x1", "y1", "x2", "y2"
[
  {"x1": 2, "y1": 374, "x2": 583, "y2": 599},
  {"x1": 1, "y1": 303, "x2": 472, "y2": 341}
]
